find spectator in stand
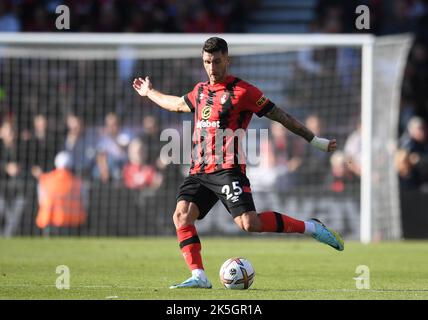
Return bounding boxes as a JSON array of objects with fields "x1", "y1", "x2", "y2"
[
  {"x1": 324, "y1": 150, "x2": 357, "y2": 194},
  {"x1": 400, "y1": 116, "x2": 428, "y2": 155},
  {"x1": 380, "y1": 0, "x2": 419, "y2": 35},
  {"x1": 27, "y1": 114, "x2": 57, "y2": 179},
  {"x1": 36, "y1": 151, "x2": 87, "y2": 235},
  {"x1": 406, "y1": 41, "x2": 428, "y2": 121},
  {"x1": 0, "y1": 121, "x2": 26, "y2": 237},
  {"x1": 269, "y1": 121, "x2": 303, "y2": 192},
  {"x1": 295, "y1": 114, "x2": 330, "y2": 185},
  {"x1": 22, "y1": 4, "x2": 52, "y2": 32},
  {"x1": 399, "y1": 92, "x2": 417, "y2": 135},
  {"x1": 184, "y1": 5, "x2": 225, "y2": 33},
  {"x1": 397, "y1": 116, "x2": 428, "y2": 188},
  {"x1": 138, "y1": 115, "x2": 164, "y2": 170},
  {"x1": 1, "y1": 0, "x2": 257, "y2": 33},
  {"x1": 395, "y1": 148, "x2": 422, "y2": 189},
  {"x1": 93, "y1": 112, "x2": 130, "y2": 183},
  {"x1": 344, "y1": 121, "x2": 362, "y2": 178},
  {"x1": 246, "y1": 133, "x2": 280, "y2": 211},
  {"x1": 0, "y1": 1, "x2": 21, "y2": 32},
  {"x1": 64, "y1": 113, "x2": 97, "y2": 178},
  {"x1": 123, "y1": 138, "x2": 162, "y2": 191},
  {"x1": 93, "y1": 3, "x2": 120, "y2": 33}
]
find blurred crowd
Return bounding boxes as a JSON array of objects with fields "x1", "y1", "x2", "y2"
[
  {"x1": 312, "y1": 0, "x2": 428, "y2": 192},
  {"x1": 0, "y1": 111, "x2": 166, "y2": 186},
  {"x1": 0, "y1": 0, "x2": 428, "y2": 236},
  {"x1": 0, "y1": 111, "x2": 172, "y2": 235},
  {"x1": 0, "y1": 0, "x2": 258, "y2": 33},
  {"x1": 247, "y1": 0, "x2": 428, "y2": 196}
]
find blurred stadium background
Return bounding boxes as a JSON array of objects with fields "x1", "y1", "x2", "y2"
[{"x1": 0, "y1": 0, "x2": 427, "y2": 242}]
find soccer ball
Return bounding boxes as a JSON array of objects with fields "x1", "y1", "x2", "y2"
[{"x1": 219, "y1": 257, "x2": 255, "y2": 290}]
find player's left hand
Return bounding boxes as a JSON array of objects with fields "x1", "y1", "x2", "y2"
[
  {"x1": 328, "y1": 139, "x2": 337, "y2": 152},
  {"x1": 133, "y1": 76, "x2": 152, "y2": 96}
]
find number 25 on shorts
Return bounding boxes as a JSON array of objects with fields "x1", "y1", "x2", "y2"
[{"x1": 222, "y1": 181, "x2": 243, "y2": 203}]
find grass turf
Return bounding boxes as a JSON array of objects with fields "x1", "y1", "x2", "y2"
[{"x1": 1, "y1": 237, "x2": 428, "y2": 300}]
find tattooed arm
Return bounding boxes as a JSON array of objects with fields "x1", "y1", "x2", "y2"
[
  {"x1": 265, "y1": 105, "x2": 337, "y2": 152},
  {"x1": 265, "y1": 105, "x2": 314, "y2": 142}
]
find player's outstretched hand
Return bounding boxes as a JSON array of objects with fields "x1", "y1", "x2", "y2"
[
  {"x1": 133, "y1": 76, "x2": 152, "y2": 96},
  {"x1": 328, "y1": 139, "x2": 337, "y2": 152}
]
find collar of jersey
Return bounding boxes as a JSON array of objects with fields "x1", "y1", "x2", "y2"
[{"x1": 207, "y1": 75, "x2": 235, "y2": 88}]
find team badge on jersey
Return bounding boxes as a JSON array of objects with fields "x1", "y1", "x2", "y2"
[
  {"x1": 256, "y1": 95, "x2": 267, "y2": 106},
  {"x1": 220, "y1": 92, "x2": 230, "y2": 105},
  {"x1": 201, "y1": 106, "x2": 212, "y2": 120},
  {"x1": 199, "y1": 92, "x2": 205, "y2": 101}
]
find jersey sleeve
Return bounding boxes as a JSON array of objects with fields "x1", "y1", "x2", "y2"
[
  {"x1": 243, "y1": 84, "x2": 275, "y2": 117},
  {"x1": 182, "y1": 84, "x2": 200, "y2": 113}
]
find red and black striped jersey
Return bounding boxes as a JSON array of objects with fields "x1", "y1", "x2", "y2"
[{"x1": 183, "y1": 75, "x2": 275, "y2": 175}]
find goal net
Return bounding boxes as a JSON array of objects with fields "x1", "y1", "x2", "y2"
[{"x1": 0, "y1": 33, "x2": 412, "y2": 241}]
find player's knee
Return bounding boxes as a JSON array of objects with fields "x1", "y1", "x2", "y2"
[
  {"x1": 173, "y1": 209, "x2": 193, "y2": 228},
  {"x1": 241, "y1": 220, "x2": 252, "y2": 232},
  {"x1": 238, "y1": 216, "x2": 260, "y2": 233},
  {"x1": 173, "y1": 209, "x2": 185, "y2": 228},
  {"x1": 243, "y1": 221, "x2": 259, "y2": 232}
]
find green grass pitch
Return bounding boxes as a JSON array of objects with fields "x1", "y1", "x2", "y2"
[{"x1": 1, "y1": 237, "x2": 428, "y2": 300}]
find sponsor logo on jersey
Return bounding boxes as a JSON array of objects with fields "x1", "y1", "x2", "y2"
[
  {"x1": 201, "y1": 106, "x2": 212, "y2": 120},
  {"x1": 256, "y1": 95, "x2": 267, "y2": 106},
  {"x1": 220, "y1": 92, "x2": 229, "y2": 104},
  {"x1": 196, "y1": 120, "x2": 220, "y2": 129}
]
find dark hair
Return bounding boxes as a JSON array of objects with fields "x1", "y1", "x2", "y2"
[{"x1": 203, "y1": 37, "x2": 228, "y2": 54}]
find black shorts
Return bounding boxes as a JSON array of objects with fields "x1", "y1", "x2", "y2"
[{"x1": 176, "y1": 169, "x2": 256, "y2": 219}]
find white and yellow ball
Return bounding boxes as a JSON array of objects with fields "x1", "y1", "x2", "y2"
[{"x1": 219, "y1": 257, "x2": 255, "y2": 290}]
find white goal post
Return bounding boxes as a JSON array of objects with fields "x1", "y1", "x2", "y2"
[{"x1": 0, "y1": 33, "x2": 412, "y2": 241}]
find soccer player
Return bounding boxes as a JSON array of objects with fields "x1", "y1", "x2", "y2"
[{"x1": 133, "y1": 37, "x2": 344, "y2": 289}]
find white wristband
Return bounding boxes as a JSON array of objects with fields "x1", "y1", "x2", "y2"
[{"x1": 310, "y1": 136, "x2": 330, "y2": 152}]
